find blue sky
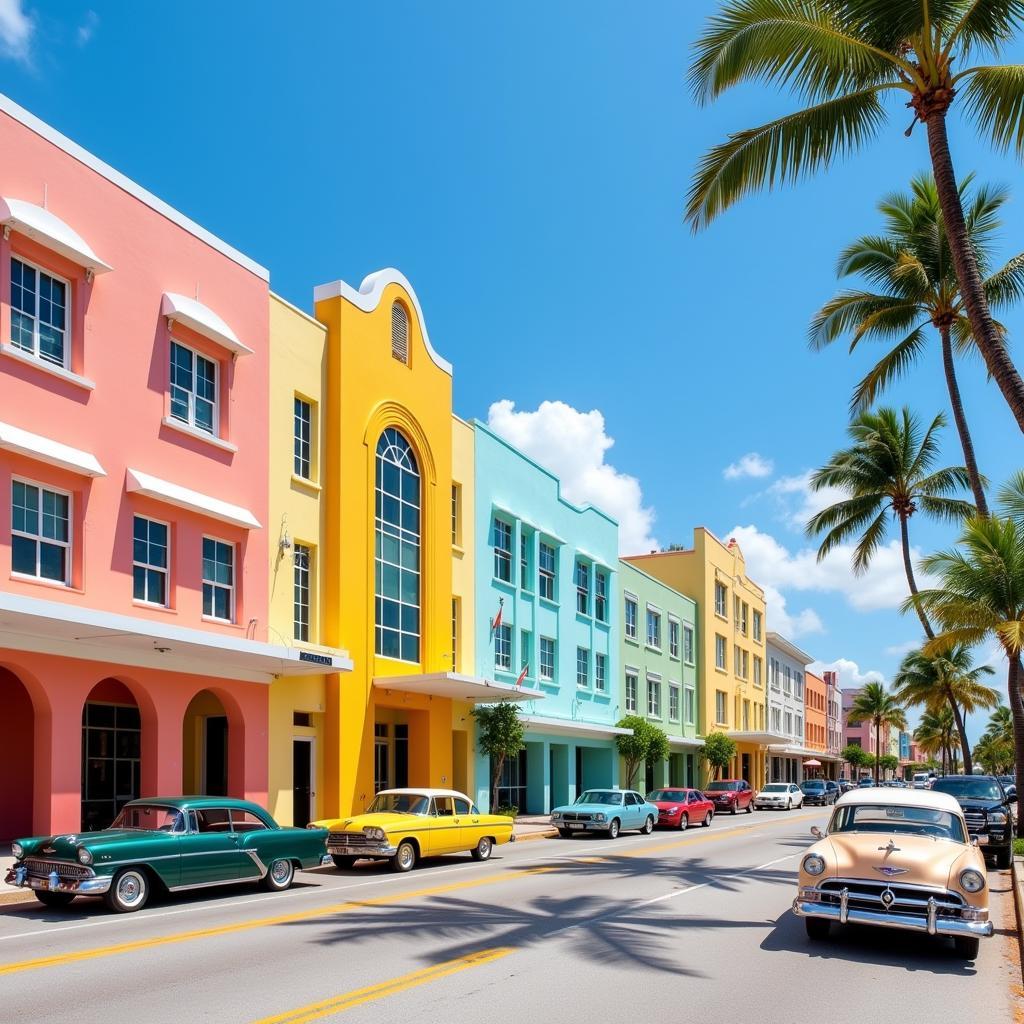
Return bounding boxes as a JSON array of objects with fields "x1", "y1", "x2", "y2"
[{"x1": 3, "y1": 2, "x2": 1022, "y2": 740}]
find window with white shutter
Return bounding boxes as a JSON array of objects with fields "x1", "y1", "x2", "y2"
[{"x1": 391, "y1": 302, "x2": 409, "y2": 364}]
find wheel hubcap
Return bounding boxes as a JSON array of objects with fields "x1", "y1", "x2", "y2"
[
  {"x1": 480, "y1": 839, "x2": 491, "y2": 856},
  {"x1": 272, "y1": 860, "x2": 290, "y2": 883},
  {"x1": 400, "y1": 846, "x2": 413, "y2": 867},
  {"x1": 119, "y1": 873, "x2": 144, "y2": 905}
]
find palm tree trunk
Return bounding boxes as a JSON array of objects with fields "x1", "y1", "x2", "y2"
[
  {"x1": 946, "y1": 688, "x2": 973, "y2": 774},
  {"x1": 939, "y1": 325, "x2": 988, "y2": 515},
  {"x1": 899, "y1": 514, "x2": 934, "y2": 639},
  {"x1": 1007, "y1": 654, "x2": 1024, "y2": 839},
  {"x1": 874, "y1": 720, "x2": 880, "y2": 784},
  {"x1": 926, "y1": 114, "x2": 1024, "y2": 433}
]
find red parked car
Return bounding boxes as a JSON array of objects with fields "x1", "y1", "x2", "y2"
[
  {"x1": 647, "y1": 788, "x2": 715, "y2": 830},
  {"x1": 704, "y1": 779, "x2": 755, "y2": 814}
]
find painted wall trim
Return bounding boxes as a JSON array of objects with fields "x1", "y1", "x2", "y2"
[
  {"x1": 126, "y1": 467, "x2": 261, "y2": 529},
  {"x1": 0, "y1": 92, "x2": 269, "y2": 281},
  {"x1": 313, "y1": 268, "x2": 453, "y2": 376},
  {"x1": 0, "y1": 418, "x2": 106, "y2": 477},
  {"x1": 0, "y1": 196, "x2": 112, "y2": 275}
]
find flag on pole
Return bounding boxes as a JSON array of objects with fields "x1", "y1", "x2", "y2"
[
  {"x1": 515, "y1": 664, "x2": 529, "y2": 688},
  {"x1": 491, "y1": 597, "x2": 504, "y2": 633}
]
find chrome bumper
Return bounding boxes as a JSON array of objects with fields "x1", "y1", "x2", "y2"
[
  {"x1": 5, "y1": 866, "x2": 112, "y2": 895},
  {"x1": 551, "y1": 820, "x2": 609, "y2": 832},
  {"x1": 327, "y1": 843, "x2": 397, "y2": 858},
  {"x1": 793, "y1": 887, "x2": 994, "y2": 939}
]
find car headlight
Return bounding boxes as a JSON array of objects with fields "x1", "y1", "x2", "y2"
[
  {"x1": 959, "y1": 869, "x2": 986, "y2": 893},
  {"x1": 363, "y1": 827, "x2": 386, "y2": 841},
  {"x1": 306, "y1": 823, "x2": 321, "y2": 830},
  {"x1": 77, "y1": 847, "x2": 93, "y2": 865},
  {"x1": 594, "y1": 813, "x2": 606, "y2": 822},
  {"x1": 11, "y1": 842, "x2": 23, "y2": 860},
  {"x1": 989, "y1": 810, "x2": 1008, "y2": 824},
  {"x1": 802, "y1": 854, "x2": 826, "y2": 876},
  {"x1": 551, "y1": 812, "x2": 563, "y2": 820},
  {"x1": 666, "y1": 807, "x2": 679, "y2": 815}
]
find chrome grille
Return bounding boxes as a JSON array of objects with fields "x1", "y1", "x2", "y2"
[
  {"x1": 820, "y1": 879, "x2": 965, "y2": 916},
  {"x1": 22, "y1": 858, "x2": 90, "y2": 880},
  {"x1": 560, "y1": 812, "x2": 594, "y2": 822},
  {"x1": 963, "y1": 810, "x2": 986, "y2": 832},
  {"x1": 328, "y1": 831, "x2": 377, "y2": 848}
]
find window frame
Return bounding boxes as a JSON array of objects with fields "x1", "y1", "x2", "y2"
[
  {"x1": 539, "y1": 636, "x2": 555, "y2": 681},
  {"x1": 646, "y1": 606, "x2": 662, "y2": 649},
  {"x1": 624, "y1": 594, "x2": 638, "y2": 641},
  {"x1": 715, "y1": 689, "x2": 727, "y2": 726},
  {"x1": 169, "y1": 338, "x2": 220, "y2": 436},
  {"x1": 293, "y1": 542, "x2": 312, "y2": 642},
  {"x1": 575, "y1": 559, "x2": 590, "y2": 616},
  {"x1": 668, "y1": 617, "x2": 680, "y2": 659},
  {"x1": 647, "y1": 674, "x2": 661, "y2": 718},
  {"x1": 684, "y1": 685, "x2": 696, "y2": 725},
  {"x1": 11, "y1": 476, "x2": 73, "y2": 586},
  {"x1": 714, "y1": 581, "x2": 728, "y2": 619},
  {"x1": 668, "y1": 682, "x2": 680, "y2": 722},
  {"x1": 715, "y1": 634, "x2": 727, "y2": 671},
  {"x1": 595, "y1": 569, "x2": 607, "y2": 622},
  {"x1": 625, "y1": 670, "x2": 638, "y2": 713},
  {"x1": 8, "y1": 253, "x2": 72, "y2": 370},
  {"x1": 132, "y1": 514, "x2": 170, "y2": 608},
  {"x1": 576, "y1": 645, "x2": 590, "y2": 688},
  {"x1": 201, "y1": 534, "x2": 235, "y2": 623},
  {"x1": 595, "y1": 652, "x2": 607, "y2": 693},
  {"x1": 493, "y1": 517, "x2": 513, "y2": 583},
  {"x1": 293, "y1": 395, "x2": 313, "y2": 480},
  {"x1": 538, "y1": 541, "x2": 556, "y2": 600},
  {"x1": 494, "y1": 623, "x2": 512, "y2": 672},
  {"x1": 683, "y1": 623, "x2": 695, "y2": 665}
]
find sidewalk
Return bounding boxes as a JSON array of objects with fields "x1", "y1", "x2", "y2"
[{"x1": 512, "y1": 814, "x2": 557, "y2": 842}]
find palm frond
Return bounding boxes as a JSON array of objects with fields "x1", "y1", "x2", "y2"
[
  {"x1": 998, "y1": 469, "x2": 1024, "y2": 524},
  {"x1": 959, "y1": 64, "x2": 1024, "y2": 155},
  {"x1": 850, "y1": 326, "x2": 929, "y2": 411},
  {"x1": 690, "y1": 1, "x2": 907, "y2": 104},
  {"x1": 686, "y1": 88, "x2": 890, "y2": 229},
  {"x1": 947, "y1": 0, "x2": 1024, "y2": 60},
  {"x1": 809, "y1": 292, "x2": 921, "y2": 349},
  {"x1": 835, "y1": 234, "x2": 906, "y2": 283},
  {"x1": 984, "y1": 252, "x2": 1024, "y2": 307}
]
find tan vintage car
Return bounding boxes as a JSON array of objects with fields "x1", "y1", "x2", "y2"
[{"x1": 793, "y1": 788, "x2": 994, "y2": 960}]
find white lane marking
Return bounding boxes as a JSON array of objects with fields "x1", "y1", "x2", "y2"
[
  {"x1": 0, "y1": 813, "x2": 819, "y2": 944},
  {"x1": 636, "y1": 851, "x2": 801, "y2": 908}
]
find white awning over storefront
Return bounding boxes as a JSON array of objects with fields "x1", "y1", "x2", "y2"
[{"x1": 373, "y1": 672, "x2": 543, "y2": 704}]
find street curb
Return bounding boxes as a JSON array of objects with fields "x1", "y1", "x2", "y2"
[
  {"x1": 1011, "y1": 855, "x2": 1024, "y2": 983},
  {"x1": 514, "y1": 830, "x2": 557, "y2": 843}
]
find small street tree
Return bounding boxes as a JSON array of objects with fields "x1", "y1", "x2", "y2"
[
  {"x1": 878, "y1": 754, "x2": 900, "y2": 778},
  {"x1": 472, "y1": 701, "x2": 525, "y2": 814},
  {"x1": 616, "y1": 716, "x2": 670, "y2": 790},
  {"x1": 700, "y1": 731, "x2": 737, "y2": 782},
  {"x1": 847, "y1": 682, "x2": 908, "y2": 784},
  {"x1": 842, "y1": 744, "x2": 872, "y2": 777}
]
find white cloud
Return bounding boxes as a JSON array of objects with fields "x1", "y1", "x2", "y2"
[
  {"x1": 760, "y1": 580, "x2": 824, "y2": 639},
  {"x1": 0, "y1": 0, "x2": 32, "y2": 63},
  {"x1": 809, "y1": 657, "x2": 887, "y2": 690},
  {"x1": 763, "y1": 470, "x2": 849, "y2": 532},
  {"x1": 77, "y1": 9, "x2": 98, "y2": 46},
  {"x1": 727, "y1": 523, "x2": 933, "y2": 615},
  {"x1": 486, "y1": 399, "x2": 658, "y2": 555},
  {"x1": 724, "y1": 452, "x2": 774, "y2": 481},
  {"x1": 884, "y1": 640, "x2": 920, "y2": 658}
]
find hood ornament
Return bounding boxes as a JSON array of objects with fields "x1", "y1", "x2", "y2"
[
  {"x1": 873, "y1": 865, "x2": 909, "y2": 877},
  {"x1": 877, "y1": 839, "x2": 900, "y2": 855}
]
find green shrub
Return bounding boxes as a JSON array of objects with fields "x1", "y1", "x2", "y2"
[
  {"x1": 496, "y1": 805, "x2": 519, "y2": 818},
  {"x1": 1013, "y1": 838, "x2": 1024, "y2": 858}
]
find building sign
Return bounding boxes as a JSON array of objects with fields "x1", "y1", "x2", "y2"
[{"x1": 299, "y1": 651, "x2": 333, "y2": 667}]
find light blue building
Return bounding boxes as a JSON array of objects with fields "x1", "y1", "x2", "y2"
[{"x1": 472, "y1": 421, "x2": 623, "y2": 813}]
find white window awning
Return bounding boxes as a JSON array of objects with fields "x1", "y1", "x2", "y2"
[
  {"x1": 0, "y1": 419, "x2": 106, "y2": 477},
  {"x1": 126, "y1": 468, "x2": 261, "y2": 529},
  {"x1": 161, "y1": 293, "x2": 252, "y2": 356},
  {"x1": 0, "y1": 197, "x2": 112, "y2": 277},
  {"x1": 374, "y1": 672, "x2": 543, "y2": 704}
]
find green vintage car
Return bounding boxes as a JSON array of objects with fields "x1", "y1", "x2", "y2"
[{"x1": 4, "y1": 796, "x2": 330, "y2": 913}]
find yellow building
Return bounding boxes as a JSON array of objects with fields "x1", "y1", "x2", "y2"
[
  {"x1": 266, "y1": 294, "x2": 353, "y2": 826},
  {"x1": 624, "y1": 528, "x2": 775, "y2": 787},
  {"x1": 314, "y1": 269, "x2": 479, "y2": 818}
]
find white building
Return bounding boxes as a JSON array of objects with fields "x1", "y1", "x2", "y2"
[{"x1": 766, "y1": 632, "x2": 815, "y2": 783}]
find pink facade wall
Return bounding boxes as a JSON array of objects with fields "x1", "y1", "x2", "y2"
[{"x1": 0, "y1": 106, "x2": 270, "y2": 639}]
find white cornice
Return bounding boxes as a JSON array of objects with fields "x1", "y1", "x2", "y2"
[
  {"x1": 313, "y1": 268, "x2": 452, "y2": 376},
  {"x1": 0, "y1": 419, "x2": 105, "y2": 477}
]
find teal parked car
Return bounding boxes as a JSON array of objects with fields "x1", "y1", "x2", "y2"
[
  {"x1": 5, "y1": 796, "x2": 330, "y2": 913},
  {"x1": 550, "y1": 789, "x2": 659, "y2": 839}
]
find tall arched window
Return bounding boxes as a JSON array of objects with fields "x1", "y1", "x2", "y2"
[
  {"x1": 375, "y1": 428, "x2": 420, "y2": 661},
  {"x1": 391, "y1": 302, "x2": 409, "y2": 364}
]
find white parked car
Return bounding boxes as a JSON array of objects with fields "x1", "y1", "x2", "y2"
[{"x1": 754, "y1": 782, "x2": 804, "y2": 810}]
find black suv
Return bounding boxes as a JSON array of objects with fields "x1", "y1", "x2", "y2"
[
  {"x1": 800, "y1": 780, "x2": 833, "y2": 806},
  {"x1": 930, "y1": 775, "x2": 1015, "y2": 869}
]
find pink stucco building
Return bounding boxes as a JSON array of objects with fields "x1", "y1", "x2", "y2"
[{"x1": 0, "y1": 94, "x2": 320, "y2": 837}]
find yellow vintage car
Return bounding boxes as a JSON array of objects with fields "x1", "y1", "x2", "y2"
[
  {"x1": 793, "y1": 787, "x2": 994, "y2": 960},
  {"x1": 311, "y1": 788, "x2": 515, "y2": 872}
]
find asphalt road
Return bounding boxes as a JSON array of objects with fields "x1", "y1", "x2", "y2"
[{"x1": 0, "y1": 808, "x2": 1019, "y2": 1024}]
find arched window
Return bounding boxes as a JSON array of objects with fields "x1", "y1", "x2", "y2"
[
  {"x1": 391, "y1": 301, "x2": 409, "y2": 364},
  {"x1": 375, "y1": 428, "x2": 420, "y2": 661}
]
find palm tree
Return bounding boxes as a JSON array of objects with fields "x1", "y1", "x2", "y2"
[
  {"x1": 811, "y1": 173, "x2": 1024, "y2": 513},
  {"x1": 892, "y1": 645, "x2": 998, "y2": 773},
  {"x1": 974, "y1": 733, "x2": 1013, "y2": 774},
  {"x1": 911, "y1": 515, "x2": 1024, "y2": 833},
  {"x1": 847, "y1": 681, "x2": 908, "y2": 783},
  {"x1": 983, "y1": 704, "x2": 1014, "y2": 748},
  {"x1": 914, "y1": 706, "x2": 958, "y2": 775},
  {"x1": 806, "y1": 407, "x2": 974, "y2": 637},
  {"x1": 687, "y1": 1, "x2": 1024, "y2": 431}
]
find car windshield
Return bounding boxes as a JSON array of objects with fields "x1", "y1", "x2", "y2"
[
  {"x1": 366, "y1": 793, "x2": 430, "y2": 815},
  {"x1": 648, "y1": 790, "x2": 687, "y2": 802},
  {"x1": 829, "y1": 803, "x2": 966, "y2": 843},
  {"x1": 576, "y1": 791, "x2": 623, "y2": 805},
  {"x1": 110, "y1": 804, "x2": 185, "y2": 832},
  {"x1": 931, "y1": 778, "x2": 1003, "y2": 802},
  {"x1": 762, "y1": 784, "x2": 788, "y2": 792},
  {"x1": 801, "y1": 782, "x2": 825, "y2": 791},
  {"x1": 706, "y1": 781, "x2": 740, "y2": 792}
]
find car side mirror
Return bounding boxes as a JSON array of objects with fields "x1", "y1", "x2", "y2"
[
  {"x1": 1008, "y1": 794, "x2": 1017, "y2": 804},
  {"x1": 810, "y1": 826, "x2": 823, "y2": 840}
]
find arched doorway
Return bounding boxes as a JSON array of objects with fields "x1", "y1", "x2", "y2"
[
  {"x1": 82, "y1": 679, "x2": 142, "y2": 831},
  {"x1": 0, "y1": 667, "x2": 37, "y2": 840},
  {"x1": 182, "y1": 690, "x2": 230, "y2": 796}
]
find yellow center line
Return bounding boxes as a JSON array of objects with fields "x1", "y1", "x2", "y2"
[
  {"x1": 0, "y1": 867, "x2": 555, "y2": 977},
  {"x1": 252, "y1": 947, "x2": 513, "y2": 1024}
]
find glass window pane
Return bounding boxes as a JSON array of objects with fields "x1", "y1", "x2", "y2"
[
  {"x1": 39, "y1": 542, "x2": 66, "y2": 581},
  {"x1": 12, "y1": 535, "x2": 37, "y2": 575}
]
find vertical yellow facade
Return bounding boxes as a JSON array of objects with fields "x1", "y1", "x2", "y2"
[
  {"x1": 315, "y1": 271, "x2": 461, "y2": 818},
  {"x1": 266, "y1": 294, "x2": 335, "y2": 826},
  {"x1": 625, "y1": 528, "x2": 768, "y2": 786}
]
